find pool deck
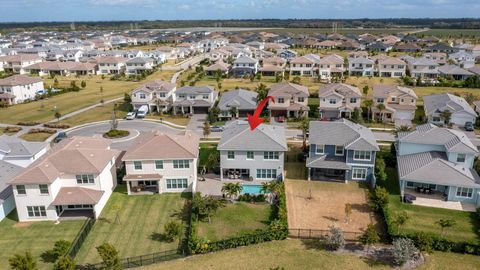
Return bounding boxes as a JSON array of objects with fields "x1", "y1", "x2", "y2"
[{"x1": 196, "y1": 174, "x2": 269, "y2": 197}]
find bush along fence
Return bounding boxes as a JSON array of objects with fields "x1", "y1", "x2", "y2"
[
  {"x1": 187, "y1": 182, "x2": 289, "y2": 255},
  {"x1": 288, "y1": 228, "x2": 363, "y2": 241},
  {"x1": 376, "y1": 190, "x2": 480, "y2": 255},
  {"x1": 68, "y1": 218, "x2": 95, "y2": 258}
]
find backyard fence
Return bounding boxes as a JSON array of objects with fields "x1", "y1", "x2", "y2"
[
  {"x1": 68, "y1": 218, "x2": 95, "y2": 258},
  {"x1": 78, "y1": 249, "x2": 183, "y2": 269},
  {"x1": 288, "y1": 228, "x2": 363, "y2": 241}
]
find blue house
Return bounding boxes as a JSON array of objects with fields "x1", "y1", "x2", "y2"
[
  {"x1": 397, "y1": 124, "x2": 480, "y2": 210},
  {"x1": 306, "y1": 119, "x2": 379, "y2": 184}
]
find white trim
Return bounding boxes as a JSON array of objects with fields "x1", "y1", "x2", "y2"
[
  {"x1": 347, "y1": 163, "x2": 375, "y2": 168},
  {"x1": 315, "y1": 144, "x2": 324, "y2": 155},
  {"x1": 335, "y1": 145, "x2": 344, "y2": 156},
  {"x1": 352, "y1": 168, "x2": 367, "y2": 180},
  {"x1": 353, "y1": 150, "x2": 372, "y2": 161}
]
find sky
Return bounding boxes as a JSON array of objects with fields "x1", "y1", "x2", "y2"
[{"x1": 1, "y1": 0, "x2": 480, "y2": 22}]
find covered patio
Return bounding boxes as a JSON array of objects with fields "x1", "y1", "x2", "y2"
[
  {"x1": 124, "y1": 173, "x2": 162, "y2": 195},
  {"x1": 51, "y1": 187, "x2": 104, "y2": 220},
  {"x1": 404, "y1": 188, "x2": 477, "y2": 211},
  {"x1": 221, "y1": 168, "x2": 251, "y2": 181},
  {"x1": 306, "y1": 155, "x2": 350, "y2": 182}
]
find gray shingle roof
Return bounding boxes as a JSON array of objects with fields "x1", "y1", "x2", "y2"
[
  {"x1": 0, "y1": 160, "x2": 22, "y2": 202},
  {"x1": 306, "y1": 155, "x2": 351, "y2": 170},
  {"x1": 176, "y1": 86, "x2": 215, "y2": 94},
  {"x1": 398, "y1": 151, "x2": 480, "y2": 188},
  {"x1": 218, "y1": 120, "x2": 287, "y2": 151},
  {"x1": 423, "y1": 93, "x2": 477, "y2": 117},
  {"x1": 438, "y1": 64, "x2": 474, "y2": 76},
  {"x1": 218, "y1": 89, "x2": 258, "y2": 111},
  {"x1": 309, "y1": 119, "x2": 379, "y2": 151},
  {"x1": 0, "y1": 135, "x2": 47, "y2": 157}
]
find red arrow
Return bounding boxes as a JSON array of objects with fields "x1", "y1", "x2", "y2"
[{"x1": 247, "y1": 96, "x2": 275, "y2": 130}]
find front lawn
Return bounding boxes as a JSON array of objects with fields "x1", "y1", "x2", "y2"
[
  {"x1": 75, "y1": 185, "x2": 190, "y2": 265},
  {"x1": 195, "y1": 202, "x2": 271, "y2": 241},
  {"x1": 60, "y1": 102, "x2": 128, "y2": 127},
  {"x1": 146, "y1": 114, "x2": 191, "y2": 126},
  {"x1": 19, "y1": 131, "x2": 54, "y2": 142},
  {"x1": 382, "y1": 168, "x2": 480, "y2": 242},
  {"x1": 0, "y1": 212, "x2": 85, "y2": 270}
]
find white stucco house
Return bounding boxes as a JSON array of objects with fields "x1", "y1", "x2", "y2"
[{"x1": 0, "y1": 75, "x2": 44, "y2": 105}]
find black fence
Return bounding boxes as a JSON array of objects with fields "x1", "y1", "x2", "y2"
[
  {"x1": 68, "y1": 218, "x2": 95, "y2": 258},
  {"x1": 79, "y1": 249, "x2": 182, "y2": 269},
  {"x1": 289, "y1": 228, "x2": 363, "y2": 241}
]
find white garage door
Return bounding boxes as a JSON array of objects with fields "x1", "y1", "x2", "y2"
[
  {"x1": 394, "y1": 110, "x2": 413, "y2": 120},
  {"x1": 452, "y1": 113, "x2": 474, "y2": 127}
]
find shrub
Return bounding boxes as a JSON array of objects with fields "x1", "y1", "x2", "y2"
[
  {"x1": 164, "y1": 220, "x2": 183, "y2": 242},
  {"x1": 9, "y1": 252, "x2": 37, "y2": 270},
  {"x1": 103, "y1": 129, "x2": 130, "y2": 138},
  {"x1": 370, "y1": 186, "x2": 389, "y2": 212},
  {"x1": 28, "y1": 128, "x2": 56, "y2": 134},
  {"x1": 392, "y1": 238, "x2": 418, "y2": 266},
  {"x1": 4, "y1": 126, "x2": 22, "y2": 133},
  {"x1": 51, "y1": 240, "x2": 71, "y2": 260},
  {"x1": 96, "y1": 243, "x2": 121, "y2": 270},
  {"x1": 44, "y1": 123, "x2": 71, "y2": 129},
  {"x1": 17, "y1": 121, "x2": 41, "y2": 126},
  {"x1": 53, "y1": 256, "x2": 76, "y2": 270},
  {"x1": 359, "y1": 223, "x2": 380, "y2": 249},
  {"x1": 326, "y1": 225, "x2": 345, "y2": 250},
  {"x1": 412, "y1": 231, "x2": 433, "y2": 253},
  {"x1": 238, "y1": 194, "x2": 266, "y2": 203}
]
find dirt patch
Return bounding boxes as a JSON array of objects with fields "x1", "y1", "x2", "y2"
[
  {"x1": 285, "y1": 180, "x2": 379, "y2": 233},
  {"x1": 12, "y1": 222, "x2": 34, "y2": 228}
]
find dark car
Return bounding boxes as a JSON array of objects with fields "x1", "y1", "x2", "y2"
[
  {"x1": 464, "y1": 121, "x2": 474, "y2": 131},
  {"x1": 53, "y1": 132, "x2": 67, "y2": 143},
  {"x1": 211, "y1": 126, "x2": 224, "y2": 132}
]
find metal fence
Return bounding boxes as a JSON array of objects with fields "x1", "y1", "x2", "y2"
[
  {"x1": 68, "y1": 218, "x2": 95, "y2": 258},
  {"x1": 288, "y1": 228, "x2": 363, "y2": 241},
  {"x1": 79, "y1": 249, "x2": 182, "y2": 269}
]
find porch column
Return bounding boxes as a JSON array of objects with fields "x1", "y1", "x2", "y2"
[
  {"x1": 308, "y1": 168, "x2": 311, "y2": 181},
  {"x1": 126, "y1": 181, "x2": 131, "y2": 195},
  {"x1": 345, "y1": 170, "x2": 349, "y2": 184},
  {"x1": 157, "y1": 180, "x2": 161, "y2": 194},
  {"x1": 400, "y1": 180, "x2": 405, "y2": 202},
  {"x1": 181, "y1": 106, "x2": 185, "y2": 115},
  {"x1": 220, "y1": 167, "x2": 223, "y2": 181}
]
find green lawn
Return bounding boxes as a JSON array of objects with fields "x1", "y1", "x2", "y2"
[
  {"x1": 19, "y1": 132, "x2": 54, "y2": 142},
  {"x1": 195, "y1": 202, "x2": 271, "y2": 241},
  {"x1": 382, "y1": 168, "x2": 480, "y2": 242},
  {"x1": 0, "y1": 212, "x2": 85, "y2": 270},
  {"x1": 146, "y1": 114, "x2": 191, "y2": 126},
  {"x1": 199, "y1": 143, "x2": 218, "y2": 170},
  {"x1": 60, "y1": 102, "x2": 129, "y2": 127},
  {"x1": 142, "y1": 239, "x2": 480, "y2": 270},
  {"x1": 75, "y1": 185, "x2": 189, "y2": 265}
]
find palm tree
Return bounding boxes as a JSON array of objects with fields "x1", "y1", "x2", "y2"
[
  {"x1": 440, "y1": 109, "x2": 452, "y2": 125},
  {"x1": 221, "y1": 182, "x2": 243, "y2": 200},
  {"x1": 229, "y1": 106, "x2": 238, "y2": 119},
  {"x1": 363, "y1": 99, "x2": 374, "y2": 122},
  {"x1": 394, "y1": 125, "x2": 412, "y2": 136},
  {"x1": 376, "y1": 103, "x2": 386, "y2": 123}
]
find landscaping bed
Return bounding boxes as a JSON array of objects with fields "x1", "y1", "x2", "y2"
[
  {"x1": 103, "y1": 129, "x2": 130, "y2": 139},
  {"x1": 20, "y1": 128, "x2": 56, "y2": 142},
  {"x1": 2, "y1": 126, "x2": 22, "y2": 135}
]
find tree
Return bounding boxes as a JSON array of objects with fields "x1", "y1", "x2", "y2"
[
  {"x1": 363, "y1": 99, "x2": 374, "y2": 122},
  {"x1": 393, "y1": 211, "x2": 409, "y2": 231},
  {"x1": 299, "y1": 118, "x2": 309, "y2": 151},
  {"x1": 359, "y1": 223, "x2": 379, "y2": 250},
  {"x1": 110, "y1": 109, "x2": 118, "y2": 131},
  {"x1": 96, "y1": 243, "x2": 121, "y2": 270},
  {"x1": 255, "y1": 83, "x2": 269, "y2": 101},
  {"x1": 351, "y1": 107, "x2": 364, "y2": 124},
  {"x1": 51, "y1": 240, "x2": 71, "y2": 260},
  {"x1": 9, "y1": 252, "x2": 37, "y2": 270},
  {"x1": 80, "y1": 80, "x2": 86, "y2": 89},
  {"x1": 376, "y1": 103, "x2": 386, "y2": 122},
  {"x1": 221, "y1": 182, "x2": 243, "y2": 199},
  {"x1": 53, "y1": 78, "x2": 59, "y2": 88},
  {"x1": 395, "y1": 125, "x2": 412, "y2": 135},
  {"x1": 228, "y1": 106, "x2": 238, "y2": 119},
  {"x1": 203, "y1": 120, "x2": 211, "y2": 138},
  {"x1": 326, "y1": 225, "x2": 345, "y2": 250},
  {"x1": 362, "y1": 85, "x2": 369, "y2": 95},
  {"x1": 54, "y1": 111, "x2": 62, "y2": 122},
  {"x1": 374, "y1": 157, "x2": 387, "y2": 183},
  {"x1": 344, "y1": 203, "x2": 352, "y2": 224},
  {"x1": 123, "y1": 92, "x2": 132, "y2": 104},
  {"x1": 205, "y1": 151, "x2": 219, "y2": 173},
  {"x1": 164, "y1": 220, "x2": 183, "y2": 242},
  {"x1": 275, "y1": 72, "x2": 282, "y2": 83},
  {"x1": 464, "y1": 92, "x2": 475, "y2": 105},
  {"x1": 440, "y1": 109, "x2": 452, "y2": 125},
  {"x1": 291, "y1": 76, "x2": 301, "y2": 84},
  {"x1": 435, "y1": 219, "x2": 456, "y2": 236},
  {"x1": 370, "y1": 186, "x2": 389, "y2": 212},
  {"x1": 191, "y1": 193, "x2": 225, "y2": 223},
  {"x1": 53, "y1": 256, "x2": 76, "y2": 270},
  {"x1": 392, "y1": 238, "x2": 418, "y2": 266}
]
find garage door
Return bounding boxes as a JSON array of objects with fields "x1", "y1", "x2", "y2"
[
  {"x1": 452, "y1": 113, "x2": 474, "y2": 127},
  {"x1": 193, "y1": 107, "x2": 209, "y2": 114},
  {"x1": 394, "y1": 110, "x2": 413, "y2": 120}
]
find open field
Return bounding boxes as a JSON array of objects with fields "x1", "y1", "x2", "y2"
[
  {"x1": 141, "y1": 239, "x2": 480, "y2": 270},
  {"x1": 146, "y1": 115, "x2": 191, "y2": 126},
  {"x1": 420, "y1": 29, "x2": 480, "y2": 38},
  {"x1": 249, "y1": 28, "x2": 417, "y2": 35},
  {"x1": 382, "y1": 168, "x2": 479, "y2": 243},
  {"x1": 0, "y1": 212, "x2": 84, "y2": 270},
  {"x1": 195, "y1": 202, "x2": 271, "y2": 241},
  {"x1": 76, "y1": 185, "x2": 189, "y2": 265}
]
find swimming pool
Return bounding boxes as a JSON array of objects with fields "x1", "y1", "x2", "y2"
[{"x1": 241, "y1": 184, "x2": 264, "y2": 195}]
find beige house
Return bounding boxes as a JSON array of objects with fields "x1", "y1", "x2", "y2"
[
  {"x1": 372, "y1": 85, "x2": 418, "y2": 124},
  {"x1": 318, "y1": 83, "x2": 362, "y2": 120},
  {"x1": 377, "y1": 57, "x2": 406, "y2": 78},
  {"x1": 318, "y1": 54, "x2": 345, "y2": 82},
  {"x1": 130, "y1": 80, "x2": 176, "y2": 113},
  {"x1": 289, "y1": 54, "x2": 320, "y2": 77},
  {"x1": 268, "y1": 82, "x2": 309, "y2": 118},
  {"x1": 260, "y1": 57, "x2": 286, "y2": 76},
  {"x1": 122, "y1": 132, "x2": 199, "y2": 195}
]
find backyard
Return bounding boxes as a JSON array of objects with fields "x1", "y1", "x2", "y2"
[
  {"x1": 0, "y1": 212, "x2": 85, "y2": 270},
  {"x1": 381, "y1": 168, "x2": 480, "y2": 243},
  {"x1": 195, "y1": 202, "x2": 271, "y2": 241},
  {"x1": 75, "y1": 185, "x2": 190, "y2": 265}
]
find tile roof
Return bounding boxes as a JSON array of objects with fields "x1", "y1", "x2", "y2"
[
  {"x1": 0, "y1": 135, "x2": 47, "y2": 157},
  {"x1": 50, "y1": 187, "x2": 104, "y2": 205},
  {"x1": 373, "y1": 85, "x2": 418, "y2": 99},
  {"x1": 0, "y1": 75, "x2": 42, "y2": 86},
  {"x1": 423, "y1": 93, "x2": 477, "y2": 117},
  {"x1": 218, "y1": 89, "x2": 257, "y2": 111},
  {"x1": 268, "y1": 82, "x2": 309, "y2": 98},
  {"x1": 319, "y1": 83, "x2": 362, "y2": 98}
]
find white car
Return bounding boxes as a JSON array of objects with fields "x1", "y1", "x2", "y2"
[{"x1": 125, "y1": 112, "x2": 136, "y2": 120}]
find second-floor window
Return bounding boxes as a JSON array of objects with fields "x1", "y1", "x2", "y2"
[
  {"x1": 39, "y1": 184, "x2": 49, "y2": 195},
  {"x1": 159, "y1": 92, "x2": 166, "y2": 98},
  {"x1": 247, "y1": 151, "x2": 254, "y2": 160},
  {"x1": 329, "y1": 98, "x2": 337, "y2": 104},
  {"x1": 298, "y1": 97, "x2": 305, "y2": 102},
  {"x1": 377, "y1": 98, "x2": 384, "y2": 104},
  {"x1": 278, "y1": 98, "x2": 284, "y2": 104},
  {"x1": 16, "y1": 185, "x2": 26, "y2": 195},
  {"x1": 202, "y1": 94, "x2": 209, "y2": 99},
  {"x1": 391, "y1": 96, "x2": 397, "y2": 102},
  {"x1": 173, "y1": 160, "x2": 189, "y2": 169},
  {"x1": 350, "y1": 98, "x2": 357, "y2": 103},
  {"x1": 316, "y1": 145, "x2": 324, "y2": 155},
  {"x1": 133, "y1": 161, "x2": 142, "y2": 170},
  {"x1": 227, "y1": 151, "x2": 235, "y2": 160},
  {"x1": 140, "y1": 93, "x2": 146, "y2": 99},
  {"x1": 76, "y1": 174, "x2": 95, "y2": 184},
  {"x1": 155, "y1": 160, "x2": 163, "y2": 169},
  {"x1": 335, "y1": 145, "x2": 344, "y2": 156},
  {"x1": 457, "y1": 154, "x2": 466, "y2": 163},
  {"x1": 264, "y1": 151, "x2": 279, "y2": 160},
  {"x1": 353, "y1": 151, "x2": 371, "y2": 161}
]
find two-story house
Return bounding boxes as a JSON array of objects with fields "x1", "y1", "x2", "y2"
[
  {"x1": 218, "y1": 120, "x2": 287, "y2": 181},
  {"x1": 348, "y1": 57, "x2": 374, "y2": 77},
  {"x1": 318, "y1": 54, "x2": 345, "y2": 82},
  {"x1": 372, "y1": 85, "x2": 418, "y2": 125},
  {"x1": 307, "y1": 119, "x2": 379, "y2": 183},
  {"x1": 172, "y1": 86, "x2": 218, "y2": 114},
  {"x1": 130, "y1": 80, "x2": 176, "y2": 113},
  {"x1": 231, "y1": 56, "x2": 259, "y2": 77},
  {"x1": 122, "y1": 132, "x2": 199, "y2": 195},
  {"x1": 218, "y1": 89, "x2": 258, "y2": 119},
  {"x1": 125, "y1": 57, "x2": 155, "y2": 76},
  {"x1": 318, "y1": 83, "x2": 362, "y2": 120},
  {"x1": 449, "y1": 51, "x2": 475, "y2": 69},
  {"x1": 406, "y1": 57, "x2": 439, "y2": 79},
  {"x1": 260, "y1": 57, "x2": 286, "y2": 77},
  {"x1": 377, "y1": 57, "x2": 406, "y2": 78},
  {"x1": 289, "y1": 54, "x2": 320, "y2": 77},
  {"x1": 423, "y1": 93, "x2": 477, "y2": 127},
  {"x1": 268, "y1": 82, "x2": 309, "y2": 118},
  {"x1": 0, "y1": 75, "x2": 44, "y2": 105},
  {"x1": 396, "y1": 124, "x2": 480, "y2": 210},
  {"x1": 10, "y1": 137, "x2": 119, "y2": 222},
  {"x1": 0, "y1": 54, "x2": 42, "y2": 74},
  {"x1": 96, "y1": 56, "x2": 127, "y2": 74}
]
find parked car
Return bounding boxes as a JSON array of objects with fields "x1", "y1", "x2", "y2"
[
  {"x1": 53, "y1": 132, "x2": 67, "y2": 143},
  {"x1": 465, "y1": 121, "x2": 474, "y2": 131},
  {"x1": 211, "y1": 126, "x2": 224, "y2": 132},
  {"x1": 276, "y1": 116, "x2": 285, "y2": 123},
  {"x1": 125, "y1": 111, "x2": 136, "y2": 120},
  {"x1": 136, "y1": 105, "x2": 148, "y2": 119}
]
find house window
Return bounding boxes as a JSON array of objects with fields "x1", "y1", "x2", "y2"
[
  {"x1": 278, "y1": 98, "x2": 284, "y2": 104},
  {"x1": 133, "y1": 161, "x2": 143, "y2": 170},
  {"x1": 298, "y1": 97, "x2": 305, "y2": 102},
  {"x1": 179, "y1": 94, "x2": 185, "y2": 98},
  {"x1": 352, "y1": 168, "x2": 367, "y2": 180},
  {"x1": 264, "y1": 151, "x2": 279, "y2": 160},
  {"x1": 350, "y1": 98, "x2": 357, "y2": 103},
  {"x1": 329, "y1": 98, "x2": 337, "y2": 104},
  {"x1": 353, "y1": 151, "x2": 371, "y2": 161},
  {"x1": 457, "y1": 154, "x2": 466, "y2": 163},
  {"x1": 202, "y1": 94, "x2": 209, "y2": 99},
  {"x1": 256, "y1": 169, "x2": 277, "y2": 179},
  {"x1": 166, "y1": 178, "x2": 188, "y2": 189},
  {"x1": 391, "y1": 96, "x2": 397, "y2": 102},
  {"x1": 140, "y1": 93, "x2": 146, "y2": 99},
  {"x1": 406, "y1": 181, "x2": 415, "y2": 188},
  {"x1": 456, "y1": 187, "x2": 473, "y2": 198},
  {"x1": 39, "y1": 184, "x2": 49, "y2": 195},
  {"x1": 227, "y1": 151, "x2": 235, "y2": 160},
  {"x1": 173, "y1": 160, "x2": 189, "y2": 169},
  {"x1": 316, "y1": 145, "x2": 324, "y2": 155},
  {"x1": 246, "y1": 151, "x2": 254, "y2": 160},
  {"x1": 27, "y1": 206, "x2": 47, "y2": 218},
  {"x1": 335, "y1": 145, "x2": 344, "y2": 156},
  {"x1": 155, "y1": 160, "x2": 163, "y2": 169},
  {"x1": 159, "y1": 92, "x2": 166, "y2": 98},
  {"x1": 76, "y1": 174, "x2": 95, "y2": 184},
  {"x1": 16, "y1": 185, "x2": 26, "y2": 195},
  {"x1": 377, "y1": 98, "x2": 384, "y2": 104},
  {"x1": 188, "y1": 95, "x2": 195, "y2": 99}
]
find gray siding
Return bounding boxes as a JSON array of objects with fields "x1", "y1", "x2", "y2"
[{"x1": 220, "y1": 150, "x2": 284, "y2": 180}]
